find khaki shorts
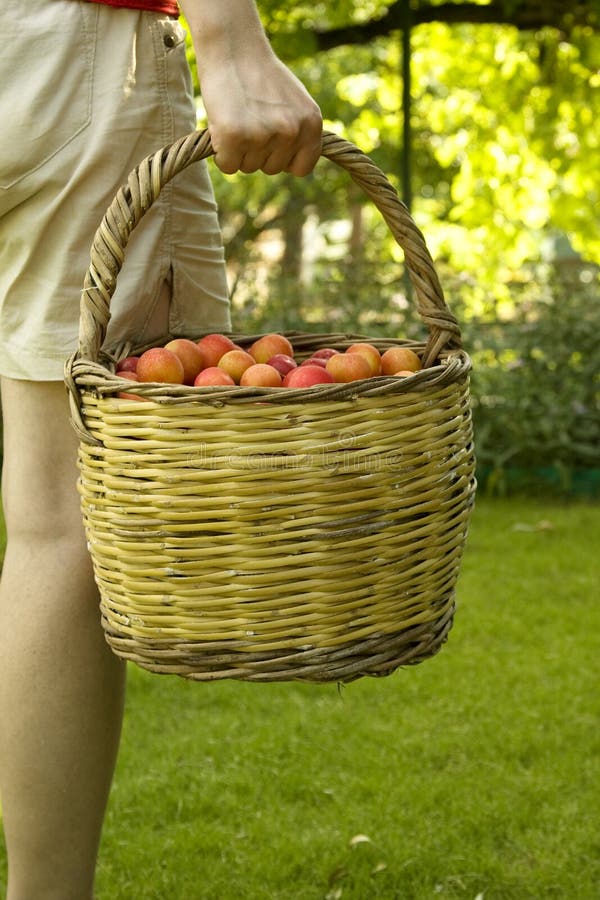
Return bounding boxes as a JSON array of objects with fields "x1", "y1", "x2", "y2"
[{"x1": 0, "y1": 0, "x2": 230, "y2": 380}]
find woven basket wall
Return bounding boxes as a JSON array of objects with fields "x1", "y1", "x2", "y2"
[{"x1": 65, "y1": 129, "x2": 476, "y2": 684}]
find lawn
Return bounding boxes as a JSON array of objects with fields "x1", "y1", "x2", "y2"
[{"x1": 1, "y1": 496, "x2": 599, "y2": 899}]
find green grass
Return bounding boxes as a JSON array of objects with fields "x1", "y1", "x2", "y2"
[{"x1": 1, "y1": 497, "x2": 599, "y2": 899}]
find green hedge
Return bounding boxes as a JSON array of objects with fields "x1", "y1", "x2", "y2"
[
  {"x1": 464, "y1": 281, "x2": 599, "y2": 492},
  {"x1": 1, "y1": 273, "x2": 597, "y2": 498}
]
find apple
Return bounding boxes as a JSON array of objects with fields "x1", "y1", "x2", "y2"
[
  {"x1": 193, "y1": 367, "x2": 236, "y2": 387},
  {"x1": 380, "y1": 347, "x2": 422, "y2": 375},
  {"x1": 300, "y1": 356, "x2": 328, "y2": 369},
  {"x1": 164, "y1": 338, "x2": 205, "y2": 385},
  {"x1": 283, "y1": 365, "x2": 335, "y2": 388},
  {"x1": 217, "y1": 348, "x2": 256, "y2": 383},
  {"x1": 325, "y1": 352, "x2": 372, "y2": 383},
  {"x1": 196, "y1": 332, "x2": 236, "y2": 367},
  {"x1": 346, "y1": 342, "x2": 382, "y2": 377},
  {"x1": 137, "y1": 347, "x2": 185, "y2": 384},
  {"x1": 249, "y1": 333, "x2": 294, "y2": 364},
  {"x1": 115, "y1": 370, "x2": 143, "y2": 401},
  {"x1": 311, "y1": 348, "x2": 340, "y2": 361},
  {"x1": 239, "y1": 363, "x2": 283, "y2": 387},
  {"x1": 266, "y1": 354, "x2": 297, "y2": 377},
  {"x1": 393, "y1": 369, "x2": 419, "y2": 377},
  {"x1": 117, "y1": 355, "x2": 140, "y2": 373}
]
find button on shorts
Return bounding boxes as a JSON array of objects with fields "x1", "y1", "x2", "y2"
[{"x1": 0, "y1": 0, "x2": 230, "y2": 380}]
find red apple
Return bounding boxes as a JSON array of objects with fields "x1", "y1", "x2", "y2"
[
  {"x1": 217, "y1": 348, "x2": 256, "y2": 383},
  {"x1": 239, "y1": 363, "x2": 283, "y2": 387},
  {"x1": 380, "y1": 347, "x2": 422, "y2": 375},
  {"x1": 393, "y1": 369, "x2": 418, "y2": 377},
  {"x1": 311, "y1": 348, "x2": 340, "y2": 361},
  {"x1": 300, "y1": 356, "x2": 328, "y2": 368},
  {"x1": 249, "y1": 333, "x2": 294, "y2": 364},
  {"x1": 115, "y1": 370, "x2": 143, "y2": 401},
  {"x1": 117, "y1": 355, "x2": 140, "y2": 373},
  {"x1": 346, "y1": 342, "x2": 382, "y2": 377},
  {"x1": 193, "y1": 367, "x2": 236, "y2": 387},
  {"x1": 325, "y1": 352, "x2": 372, "y2": 383},
  {"x1": 137, "y1": 347, "x2": 185, "y2": 384},
  {"x1": 283, "y1": 365, "x2": 335, "y2": 388},
  {"x1": 196, "y1": 333, "x2": 236, "y2": 367},
  {"x1": 164, "y1": 338, "x2": 205, "y2": 385},
  {"x1": 266, "y1": 354, "x2": 297, "y2": 377}
]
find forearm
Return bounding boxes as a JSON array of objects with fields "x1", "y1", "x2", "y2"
[{"x1": 178, "y1": 0, "x2": 271, "y2": 63}]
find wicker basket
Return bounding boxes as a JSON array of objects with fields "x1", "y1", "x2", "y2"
[{"x1": 65, "y1": 129, "x2": 476, "y2": 684}]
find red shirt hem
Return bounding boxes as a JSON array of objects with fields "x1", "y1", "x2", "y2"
[{"x1": 83, "y1": 0, "x2": 179, "y2": 18}]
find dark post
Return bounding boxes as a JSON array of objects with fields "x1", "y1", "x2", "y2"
[
  {"x1": 401, "y1": 4, "x2": 413, "y2": 303},
  {"x1": 401, "y1": 3, "x2": 413, "y2": 213}
]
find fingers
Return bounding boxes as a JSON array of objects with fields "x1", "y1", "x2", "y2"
[
  {"x1": 259, "y1": 131, "x2": 323, "y2": 177},
  {"x1": 285, "y1": 141, "x2": 324, "y2": 177},
  {"x1": 210, "y1": 108, "x2": 323, "y2": 177},
  {"x1": 212, "y1": 136, "x2": 322, "y2": 176}
]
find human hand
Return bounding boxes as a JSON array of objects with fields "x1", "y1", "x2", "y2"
[
  {"x1": 180, "y1": 0, "x2": 323, "y2": 176},
  {"x1": 199, "y1": 52, "x2": 323, "y2": 177}
]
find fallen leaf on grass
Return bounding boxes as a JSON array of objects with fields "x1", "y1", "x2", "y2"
[
  {"x1": 511, "y1": 519, "x2": 554, "y2": 532},
  {"x1": 349, "y1": 833, "x2": 372, "y2": 846}
]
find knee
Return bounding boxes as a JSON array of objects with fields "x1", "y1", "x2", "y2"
[{"x1": 3, "y1": 480, "x2": 86, "y2": 549}]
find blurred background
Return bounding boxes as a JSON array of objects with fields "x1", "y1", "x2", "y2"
[{"x1": 187, "y1": 0, "x2": 600, "y2": 496}]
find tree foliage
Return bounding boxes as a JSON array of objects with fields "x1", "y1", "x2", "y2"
[
  {"x1": 189, "y1": 1, "x2": 599, "y2": 314},
  {"x1": 183, "y1": 3, "x2": 600, "y2": 486},
  {"x1": 185, "y1": 2, "x2": 600, "y2": 485},
  {"x1": 275, "y1": 0, "x2": 600, "y2": 51}
]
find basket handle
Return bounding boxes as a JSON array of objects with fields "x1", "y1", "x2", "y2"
[{"x1": 76, "y1": 129, "x2": 461, "y2": 367}]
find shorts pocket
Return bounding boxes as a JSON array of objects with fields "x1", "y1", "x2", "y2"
[{"x1": 0, "y1": 1, "x2": 96, "y2": 190}]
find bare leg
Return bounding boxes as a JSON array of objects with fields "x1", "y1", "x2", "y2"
[{"x1": 0, "y1": 378, "x2": 126, "y2": 900}]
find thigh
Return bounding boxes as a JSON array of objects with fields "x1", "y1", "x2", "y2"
[
  {"x1": 0, "y1": 5, "x2": 229, "y2": 381},
  {"x1": 0, "y1": 378, "x2": 84, "y2": 540}
]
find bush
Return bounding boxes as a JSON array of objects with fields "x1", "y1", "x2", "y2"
[{"x1": 464, "y1": 270, "x2": 600, "y2": 492}]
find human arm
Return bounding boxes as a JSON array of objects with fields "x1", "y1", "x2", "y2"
[{"x1": 178, "y1": 0, "x2": 322, "y2": 176}]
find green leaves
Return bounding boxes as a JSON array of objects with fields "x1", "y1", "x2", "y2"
[
  {"x1": 178, "y1": 5, "x2": 600, "y2": 484},
  {"x1": 467, "y1": 270, "x2": 600, "y2": 477}
]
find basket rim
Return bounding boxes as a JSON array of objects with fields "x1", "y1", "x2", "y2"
[
  {"x1": 69, "y1": 130, "x2": 463, "y2": 373},
  {"x1": 65, "y1": 332, "x2": 472, "y2": 433}
]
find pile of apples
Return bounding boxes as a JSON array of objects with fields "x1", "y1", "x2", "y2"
[{"x1": 114, "y1": 332, "x2": 422, "y2": 398}]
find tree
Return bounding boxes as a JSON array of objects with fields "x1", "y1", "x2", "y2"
[
  {"x1": 288, "y1": 1, "x2": 600, "y2": 52},
  {"x1": 188, "y1": 1, "x2": 599, "y2": 334}
]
